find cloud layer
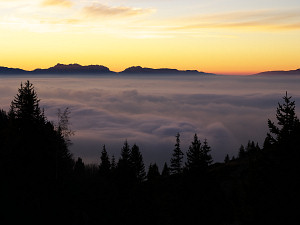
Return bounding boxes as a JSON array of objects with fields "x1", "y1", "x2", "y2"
[{"x1": 1, "y1": 75, "x2": 300, "y2": 169}]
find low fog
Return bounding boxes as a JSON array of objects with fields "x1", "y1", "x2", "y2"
[{"x1": 1, "y1": 74, "x2": 300, "y2": 168}]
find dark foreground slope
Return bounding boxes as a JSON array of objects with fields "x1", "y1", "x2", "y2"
[{"x1": 3, "y1": 145, "x2": 296, "y2": 225}]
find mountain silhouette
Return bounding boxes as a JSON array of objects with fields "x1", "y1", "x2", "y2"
[
  {"x1": 0, "y1": 66, "x2": 28, "y2": 74},
  {"x1": 33, "y1": 63, "x2": 113, "y2": 74},
  {"x1": 254, "y1": 68, "x2": 300, "y2": 76},
  {"x1": 0, "y1": 64, "x2": 212, "y2": 75},
  {"x1": 1, "y1": 64, "x2": 300, "y2": 76},
  {"x1": 120, "y1": 66, "x2": 208, "y2": 75}
]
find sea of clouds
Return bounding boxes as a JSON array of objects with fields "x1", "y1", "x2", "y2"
[{"x1": 1, "y1": 74, "x2": 300, "y2": 169}]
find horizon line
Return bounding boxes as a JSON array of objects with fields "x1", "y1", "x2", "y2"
[{"x1": 1, "y1": 63, "x2": 299, "y2": 76}]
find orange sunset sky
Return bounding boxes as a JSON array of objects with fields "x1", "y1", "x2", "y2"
[{"x1": 0, "y1": 0, "x2": 300, "y2": 75}]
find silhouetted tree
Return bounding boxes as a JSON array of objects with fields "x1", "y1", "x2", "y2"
[
  {"x1": 0, "y1": 81, "x2": 77, "y2": 224},
  {"x1": 245, "y1": 141, "x2": 260, "y2": 155},
  {"x1": 185, "y1": 133, "x2": 201, "y2": 171},
  {"x1": 0, "y1": 110, "x2": 8, "y2": 148},
  {"x1": 56, "y1": 107, "x2": 74, "y2": 146},
  {"x1": 267, "y1": 92, "x2": 300, "y2": 148},
  {"x1": 238, "y1": 145, "x2": 246, "y2": 158},
  {"x1": 0, "y1": 109, "x2": 8, "y2": 128},
  {"x1": 170, "y1": 133, "x2": 184, "y2": 174},
  {"x1": 118, "y1": 140, "x2": 131, "y2": 167},
  {"x1": 74, "y1": 157, "x2": 85, "y2": 177},
  {"x1": 2, "y1": 81, "x2": 74, "y2": 183},
  {"x1": 130, "y1": 144, "x2": 146, "y2": 182},
  {"x1": 99, "y1": 145, "x2": 111, "y2": 176},
  {"x1": 202, "y1": 138, "x2": 213, "y2": 166},
  {"x1": 161, "y1": 162, "x2": 170, "y2": 177},
  {"x1": 224, "y1": 154, "x2": 230, "y2": 163},
  {"x1": 10, "y1": 80, "x2": 43, "y2": 123},
  {"x1": 147, "y1": 163, "x2": 160, "y2": 180},
  {"x1": 111, "y1": 155, "x2": 116, "y2": 171},
  {"x1": 185, "y1": 135, "x2": 212, "y2": 173},
  {"x1": 263, "y1": 136, "x2": 273, "y2": 150},
  {"x1": 117, "y1": 140, "x2": 134, "y2": 181}
]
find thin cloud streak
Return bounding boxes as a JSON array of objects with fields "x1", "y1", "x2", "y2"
[
  {"x1": 82, "y1": 3, "x2": 155, "y2": 18},
  {"x1": 170, "y1": 9, "x2": 300, "y2": 31},
  {"x1": 41, "y1": 0, "x2": 73, "y2": 7}
]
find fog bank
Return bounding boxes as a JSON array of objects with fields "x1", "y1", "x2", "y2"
[{"x1": 1, "y1": 74, "x2": 299, "y2": 168}]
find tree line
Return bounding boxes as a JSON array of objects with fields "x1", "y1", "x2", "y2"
[
  {"x1": 0, "y1": 81, "x2": 299, "y2": 225},
  {"x1": 73, "y1": 131, "x2": 214, "y2": 183}
]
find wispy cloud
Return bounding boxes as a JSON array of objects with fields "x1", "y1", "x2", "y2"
[
  {"x1": 41, "y1": 0, "x2": 73, "y2": 7},
  {"x1": 170, "y1": 9, "x2": 300, "y2": 31},
  {"x1": 39, "y1": 18, "x2": 80, "y2": 25},
  {"x1": 82, "y1": 3, "x2": 155, "y2": 18}
]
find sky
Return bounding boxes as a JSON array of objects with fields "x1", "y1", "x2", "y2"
[
  {"x1": 0, "y1": 0, "x2": 300, "y2": 74},
  {"x1": 1, "y1": 75, "x2": 300, "y2": 168}
]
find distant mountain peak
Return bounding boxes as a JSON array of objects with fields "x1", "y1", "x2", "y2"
[
  {"x1": 120, "y1": 66, "x2": 205, "y2": 74},
  {"x1": 33, "y1": 63, "x2": 113, "y2": 74}
]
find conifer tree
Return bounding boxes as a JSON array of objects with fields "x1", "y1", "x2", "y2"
[
  {"x1": 111, "y1": 155, "x2": 116, "y2": 171},
  {"x1": 245, "y1": 141, "x2": 260, "y2": 155},
  {"x1": 130, "y1": 144, "x2": 146, "y2": 182},
  {"x1": 0, "y1": 109, "x2": 8, "y2": 128},
  {"x1": 99, "y1": 145, "x2": 111, "y2": 176},
  {"x1": 201, "y1": 138, "x2": 213, "y2": 167},
  {"x1": 267, "y1": 92, "x2": 300, "y2": 148},
  {"x1": 74, "y1": 157, "x2": 85, "y2": 177},
  {"x1": 10, "y1": 80, "x2": 43, "y2": 124},
  {"x1": 117, "y1": 140, "x2": 134, "y2": 180},
  {"x1": 161, "y1": 162, "x2": 170, "y2": 177},
  {"x1": 185, "y1": 134, "x2": 212, "y2": 172},
  {"x1": 224, "y1": 154, "x2": 230, "y2": 163},
  {"x1": 3, "y1": 81, "x2": 74, "y2": 182},
  {"x1": 238, "y1": 145, "x2": 246, "y2": 158},
  {"x1": 170, "y1": 133, "x2": 184, "y2": 174},
  {"x1": 147, "y1": 163, "x2": 160, "y2": 180},
  {"x1": 118, "y1": 140, "x2": 131, "y2": 168},
  {"x1": 185, "y1": 133, "x2": 202, "y2": 171}
]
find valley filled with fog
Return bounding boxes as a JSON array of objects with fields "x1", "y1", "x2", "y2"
[{"x1": 1, "y1": 74, "x2": 299, "y2": 167}]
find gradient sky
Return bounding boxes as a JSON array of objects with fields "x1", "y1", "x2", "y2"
[{"x1": 0, "y1": 0, "x2": 300, "y2": 74}]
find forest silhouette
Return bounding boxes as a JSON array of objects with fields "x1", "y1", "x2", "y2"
[{"x1": 0, "y1": 81, "x2": 299, "y2": 225}]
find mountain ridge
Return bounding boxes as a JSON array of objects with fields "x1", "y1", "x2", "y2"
[
  {"x1": 32, "y1": 63, "x2": 112, "y2": 74},
  {"x1": 0, "y1": 63, "x2": 211, "y2": 75},
  {"x1": 254, "y1": 68, "x2": 300, "y2": 76},
  {"x1": 0, "y1": 66, "x2": 28, "y2": 74},
  {"x1": 1, "y1": 63, "x2": 300, "y2": 76}
]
